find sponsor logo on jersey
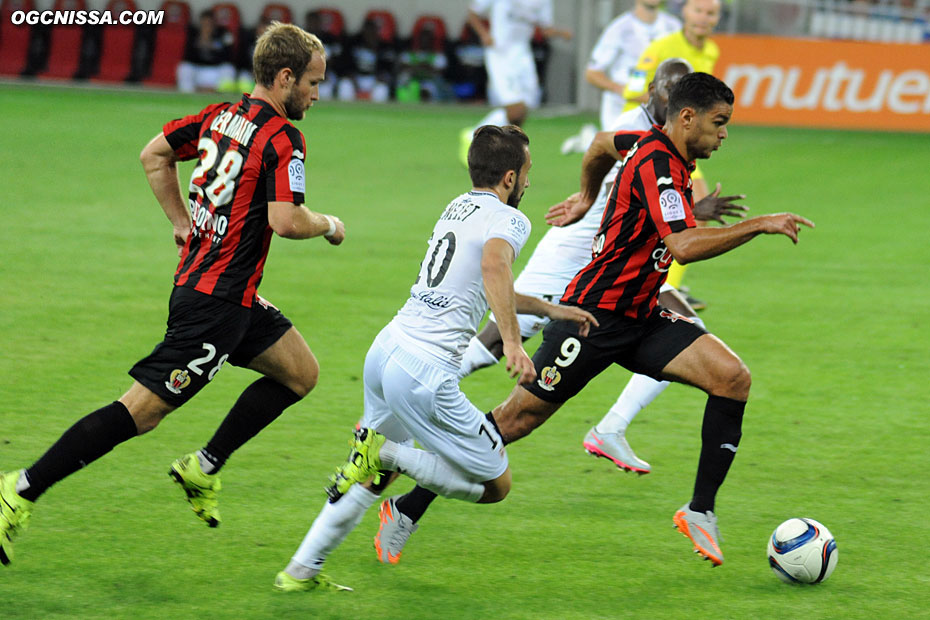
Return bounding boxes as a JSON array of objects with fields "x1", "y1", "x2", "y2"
[
  {"x1": 537, "y1": 365, "x2": 561, "y2": 391},
  {"x1": 414, "y1": 290, "x2": 453, "y2": 309},
  {"x1": 288, "y1": 158, "x2": 305, "y2": 194},
  {"x1": 659, "y1": 308, "x2": 695, "y2": 324},
  {"x1": 652, "y1": 246, "x2": 674, "y2": 272},
  {"x1": 165, "y1": 369, "x2": 192, "y2": 394},
  {"x1": 659, "y1": 189, "x2": 686, "y2": 222}
]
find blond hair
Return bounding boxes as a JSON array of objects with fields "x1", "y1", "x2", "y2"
[{"x1": 252, "y1": 22, "x2": 325, "y2": 88}]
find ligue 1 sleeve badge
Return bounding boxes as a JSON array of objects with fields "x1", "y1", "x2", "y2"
[
  {"x1": 166, "y1": 369, "x2": 192, "y2": 395},
  {"x1": 537, "y1": 365, "x2": 561, "y2": 391}
]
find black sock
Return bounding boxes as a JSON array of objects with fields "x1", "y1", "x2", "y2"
[
  {"x1": 395, "y1": 485, "x2": 438, "y2": 523},
  {"x1": 690, "y1": 396, "x2": 745, "y2": 514},
  {"x1": 21, "y1": 401, "x2": 138, "y2": 502},
  {"x1": 203, "y1": 377, "x2": 301, "y2": 473}
]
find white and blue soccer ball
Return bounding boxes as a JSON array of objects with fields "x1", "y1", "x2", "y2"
[{"x1": 767, "y1": 518, "x2": 838, "y2": 584}]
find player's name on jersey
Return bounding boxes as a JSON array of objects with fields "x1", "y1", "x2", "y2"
[
  {"x1": 209, "y1": 111, "x2": 258, "y2": 146},
  {"x1": 413, "y1": 290, "x2": 453, "y2": 309},
  {"x1": 439, "y1": 198, "x2": 482, "y2": 222}
]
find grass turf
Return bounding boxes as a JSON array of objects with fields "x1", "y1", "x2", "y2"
[{"x1": 0, "y1": 84, "x2": 928, "y2": 619}]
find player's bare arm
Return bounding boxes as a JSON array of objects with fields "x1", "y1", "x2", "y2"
[
  {"x1": 664, "y1": 212, "x2": 815, "y2": 264},
  {"x1": 267, "y1": 202, "x2": 345, "y2": 245},
  {"x1": 482, "y1": 238, "x2": 536, "y2": 385},
  {"x1": 466, "y1": 10, "x2": 494, "y2": 47},
  {"x1": 514, "y1": 293, "x2": 599, "y2": 338},
  {"x1": 140, "y1": 132, "x2": 191, "y2": 255},
  {"x1": 585, "y1": 67, "x2": 626, "y2": 95},
  {"x1": 546, "y1": 131, "x2": 622, "y2": 227},
  {"x1": 692, "y1": 182, "x2": 748, "y2": 224},
  {"x1": 539, "y1": 26, "x2": 572, "y2": 40}
]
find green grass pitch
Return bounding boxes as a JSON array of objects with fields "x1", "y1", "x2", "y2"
[{"x1": 0, "y1": 84, "x2": 928, "y2": 619}]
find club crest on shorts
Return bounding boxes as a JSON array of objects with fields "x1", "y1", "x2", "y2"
[
  {"x1": 660, "y1": 309, "x2": 694, "y2": 324},
  {"x1": 165, "y1": 369, "x2": 192, "y2": 394},
  {"x1": 537, "y1": 365, "x2": 561, "y2": 391}
]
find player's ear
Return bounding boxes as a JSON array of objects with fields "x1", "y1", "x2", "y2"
[
  {"x1": 276, "y1": 67, "x2": 294, "y2": 88},
  {"x1": 502, "y1": 169, "x2": 516, "y2": 190},
  {"x1": 679, "y1": 106, "x2": 695, "y2": 129}
]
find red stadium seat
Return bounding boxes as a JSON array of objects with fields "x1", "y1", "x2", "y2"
[
  {"x1": 411, "y1": 15, "x2": 447, "y2": 51},
  {"x1": 363, "y1": 9, "x2": 396, "y2": 43},
  {"x1": 0, "y1": 0, "x2": 35, "y2": 76},
  {"x1": 38, "y1": 0, "x2": 87, "y2": 79},
  {"x1": 212, "y1": 2, "x2": 241, "y2": 56},
  {"x1": 92, "y1": 0, "x2": 137, "y2": 82},
  {"x1": 314, "y1": 7, "x2": 345, "y2": 37},
  {"x1": 143, "y1": 0, "x2": 190, "y2": 86},
  {"x1": 261, "y1": 3, "x2": 292, "y2": 24}
]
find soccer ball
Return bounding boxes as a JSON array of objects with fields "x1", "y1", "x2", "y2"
[{"x1": 767, "y1": 518, "x2": 838, "y2": 584}]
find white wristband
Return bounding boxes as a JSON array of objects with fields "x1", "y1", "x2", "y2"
[{"x1": 323, "y1": 214, "x2": 337, "y2": 238}]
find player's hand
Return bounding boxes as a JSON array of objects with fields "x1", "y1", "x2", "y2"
[
  {"x1": 481, "y1": 33, "x2": 494, "y2": 47},
  {"x1": 759, "y1": 212, "x2": 815, "y2": 244},
  {"x1": 324, "y1": 215, "x2": 345, "y2": 246},
  {"x1": 547, "y1": 304, "x2": 599, "y2": 338},
  {"x1": 545, "y1": 192, "x2": 590, "y2": 227},
  {"x1": 502, "y1": 341, "x2": 537, "y2": 385},
  {"x1": 692, "y1": 183, "x2": 748, "y2": 224},
  {"x1": 173, "y1": 225, "x2": 189, "y2": 256}
]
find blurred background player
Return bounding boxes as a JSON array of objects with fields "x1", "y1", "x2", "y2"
[
  {"x1": 458, "y1": 59, "x2": 746, "y2": 475},
  {"x1": 337, "y1": 17, "x2": 396, "y2": 102},
  {"x1": 176, "y1": 9, "x2": 236, "y2": 93},
  {"x1": 562, "y1": 0, "x2": 680, "y2": 154},
  {"x1": 0, "y1": 23, "x2": 344, "y2": 567},
  {"x1": 623, "y1": 0, "x2": 723, "y2": 307},
  {"x1": 459, "y1": 0, "x2": 572, "y2": 165}
]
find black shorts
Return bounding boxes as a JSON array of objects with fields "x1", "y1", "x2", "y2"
[
  {"x1": 129, "y1": 286, "x2": 293, "y2": 406},
  {"x1": 524, "y1": 305, "x2": 707, "y2": 404}
]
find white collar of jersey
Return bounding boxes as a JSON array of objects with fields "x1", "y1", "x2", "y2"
[
  {"x1": 640, "y1": 104, "x2": 657, "y2": 126},
  {"x1": 469, "y1": 190, "x2": 498, "y2": 198}
]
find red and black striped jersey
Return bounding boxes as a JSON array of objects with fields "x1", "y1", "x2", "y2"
[
  {"x1": 562, "y1": 126, "x2": 696, "y2": 319},
  {"x1": 163, "y1": 94, "x2": 307, "y2": 307}
]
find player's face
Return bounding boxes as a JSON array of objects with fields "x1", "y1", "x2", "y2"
[
  {"x1": 687, "y1": 101, "x2": 731, "y2": 159},
  {"x1": 682, "y1": 0, "x2": 721, "y2": 39},
  {"x1": 637, "y1": 0, "x2": 663, "y2": 10},
  {"x1": 507, "y1": 147, "x2": 532, "y2": 209},
  {"x1": 284, "y1": 53, "x2": 326, "y2": 121}
]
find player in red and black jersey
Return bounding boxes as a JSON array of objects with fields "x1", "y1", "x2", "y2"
[
  {"x1": 0, "y1": 23, "x2": 346, "y2": 567},
  {"x1": 499, "y1": 73, "x2": 812, "y2": 566}
]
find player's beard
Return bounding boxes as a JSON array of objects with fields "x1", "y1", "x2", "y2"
[
  {"x1": 283, "y1": 88, "x2": 306, "y2": 121},
  {"x1": 506, "y1": 184, "x2": 524, "y2": 209}
]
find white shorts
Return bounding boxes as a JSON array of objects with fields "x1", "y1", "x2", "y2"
[
  {"x1": 485, "y1": 45, "x2": 541, "y2": 109},
  {"x1": 361, "y1": 326, "x2": 508, "y2": 482}
]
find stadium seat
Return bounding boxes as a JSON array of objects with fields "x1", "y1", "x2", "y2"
[
  {"x1": 0, "y1": 0, "x2": 35, "y2": 76},
  {"x1": 38, "y1": 0, "x2": 87, "y2": 79},
  {"x1": 261, "y1": 3, "x2": 292, "y2": 24},
  {"x1": 411, "y1": 15, "x2": 447, "y2": 51},
  {"x1": 314, "y1": 7, "x2": 345, "y2": 37},
  {"x1": 143, "y1": 0, "x2": 190, "y2": 86},
  {"x1": 363, "y1": 9, "x2": 397, "y2": 43},
  {"x1": 212, "y1": 2, "x2": 242, "y2": 57},
  {"x1": 92, "y1": 0, "x2": 138, "y2": 82}
]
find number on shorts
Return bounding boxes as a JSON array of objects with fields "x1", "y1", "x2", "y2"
[
  {"x1": 190, "y1": 138, "x2": 244, "y2": 208},
  {"x1": 554, "y1": 337, "x2": 581, "y2": 367},
  {"x1": 479, "y1": 423, "x2": 499, "y2": 449},
  {"x1": 188, "y1": 343, "x2": 227, "y2": 381}
]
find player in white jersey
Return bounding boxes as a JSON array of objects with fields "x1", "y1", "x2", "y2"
[
  {"x1": 586, "y1": 0, "x2": 681, "y2": 130},
  {"x1": 458, "y1": 59, "x2": 745, "y2": 473},
  {"x1": 561, "y1": 0, "x2": 679, "y2": 155},
  {"x1": 459, "y1": 0, "x2": 572, "y2": 165},
  {"x1": 273, "y1": 126, "x2": 597, "y2": 591}
]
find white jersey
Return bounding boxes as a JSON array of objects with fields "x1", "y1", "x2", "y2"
[
  {"x1": 587, "y1": 11, "x2": 680, "y2": 128},
  {"x1": 471, "y1": 0, "x2": 553, "y2": 52},
  {"x1": 514, "y1": 105, "x2": 654, "y2": 298},
  {"x1": 392, "y1": 190, "x2": 531, "y2": 372}
]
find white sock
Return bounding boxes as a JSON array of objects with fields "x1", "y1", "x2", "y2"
[
  {"x1": 476, "y1": 107, "x2": 508, "y2": 128},
  {"x1": 196, "y1": 449, "x2": 217, "y2": 474},
  {"x1": 16, "y1": 470, "x2": 30, "y2": 494},
  {"x1": 380, "y1": 441, "x2": 484, "y2": 502},
  {"x1": 287, "y1": 484, "x2": 379, "y2": 577},
  {"x1": 597, "y1": 374, "x2": 670, "y2": 434},
  {"x1": 458, "y1": 337, "x2": 499, "y2": 379}
]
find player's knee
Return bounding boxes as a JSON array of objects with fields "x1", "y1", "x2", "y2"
[
  {"x1": 290, "y1": 361, "x2": 318, "y2": 398},
  {"x1": 480, "y1": 470, "x2": 511, "y2": 503},
  {"x1": 715, "y1": 357, "x2": 751, "y2": 400}
]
